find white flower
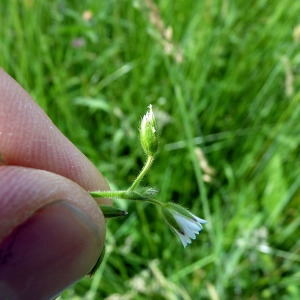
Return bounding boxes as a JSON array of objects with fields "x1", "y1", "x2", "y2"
[
  {"x1": 172, "y1": 212, "x2": 207, "y2": 247},
  {"x1": 162, "y1": 203, "x2": 207, "y2": 247}
]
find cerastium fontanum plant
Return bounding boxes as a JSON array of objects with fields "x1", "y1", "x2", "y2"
[{"x1": 88, "y1": 105, "x2": 207, "y2": 275}]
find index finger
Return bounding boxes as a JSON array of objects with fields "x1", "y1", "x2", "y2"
[{"x1": 0, "y1": 69, "x2": 110, "y2": 200}]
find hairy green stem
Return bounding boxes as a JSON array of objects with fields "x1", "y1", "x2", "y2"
[
  {"x1": 90, "y1": 189, "x2": 163, "y2": 207},
  {"x1": 145, "y1": 197, "x2": 163, "y2": 207},
  {"x1": 128, "y1": 155, "x2": 154, "y2": 191},
  {"x1": 90, "y1": 190, "x2": 128, "y2": 199}
]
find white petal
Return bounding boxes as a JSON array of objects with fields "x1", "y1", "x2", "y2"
[
  {"x1": 184, "y1": 225, "x2": 198, "y2": 239},
  {"x1": 166, "y1": 207, "x2": 207, "y2": 247},
  {"x1": 173, "y1": 229, "x2": 191, "y2": 247},
  {"x1": 173, "y1": 213, "x2": 201, "y2": 239},
  {"x1": 191, "y1": 213, "x2": 207, "y2": 224},
  {"x1": 187, "y1": 232, "x2": 197, "y2": 240}
]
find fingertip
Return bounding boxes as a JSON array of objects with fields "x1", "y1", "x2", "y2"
[
  {"x1": 0, "y1": 200, "x2": 104, "y2": 299},
  {"x1": 0, "y1": 166, "x2": 105, "y2": 244}
]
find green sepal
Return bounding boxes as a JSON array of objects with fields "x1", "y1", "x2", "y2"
[
  {"x1": 123, "y1": 187, "x2": 158, "y2": 200},
  {"x1": 141, "y1": 187, "x2": 158, "y2": 197},
  {"x1": 162, "y1": 207, "x2": 183, "y2": 234},
  {"x1": 164, "y1": 202, "x2": 193, "y2": 220},
  {"x1": 99, "y1": 205, "x2": 128, "y2": 218},
  {"x1": 123, "y1": 190, "x2": 150, "y2": 200},
  {"x1": 87, "y1": 244, "x2": 106, "y2": 277}
]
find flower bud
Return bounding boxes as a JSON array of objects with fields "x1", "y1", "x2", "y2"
[{"x1": 140, "y1": 104, "x2": 158, "y2": 156}]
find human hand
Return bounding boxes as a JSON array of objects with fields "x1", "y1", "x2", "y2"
[{"x1": 0, "y1": 69, "x2": 110, "y2": 299}]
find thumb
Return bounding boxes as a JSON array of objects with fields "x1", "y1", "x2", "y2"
[{"x1": 0, "y1": 167, "x2": 105, "y2": 300}]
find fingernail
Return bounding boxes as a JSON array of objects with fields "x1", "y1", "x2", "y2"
[{"x1": 0, "y1": 200, "x2": 103, "y2": 300}]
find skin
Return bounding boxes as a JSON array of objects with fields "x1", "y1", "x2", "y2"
[{"x1": 0, "y1": 69, "x2": 111, "y2": 299}]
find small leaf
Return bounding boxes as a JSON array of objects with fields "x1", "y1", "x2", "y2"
[
  {"x1": 99, "y1": 205, "x2": 128, "y2": 218},
  {"x1": 87, "y1": 245, "x2": 106, "y2": 277},
  {"x1": 0, "y1": 153, "x2": 7, "y2": 165}
]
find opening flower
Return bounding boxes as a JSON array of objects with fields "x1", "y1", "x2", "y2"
[
  {"x1": 162, "y1": 203, "x2": 207, "y2": 247},
  {"x1": 140, "y1": 104, "x2": 158, "y2": 156}
]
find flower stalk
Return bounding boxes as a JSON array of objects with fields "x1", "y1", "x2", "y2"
[
  {"x1": 89, "y1": 105, "x2": 207, "y2": 250},
  {"x1": 128, "y1": 155, "x2": 154, "y2": 191}
]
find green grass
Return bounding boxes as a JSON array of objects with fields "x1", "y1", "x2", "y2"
[{"x1": 1, "y1": 0, "x2": 300, "y2": 298}]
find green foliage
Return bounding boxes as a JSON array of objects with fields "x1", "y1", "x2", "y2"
[{"x1": 2, "y1": 0, "x2": 300, "y2": 298}]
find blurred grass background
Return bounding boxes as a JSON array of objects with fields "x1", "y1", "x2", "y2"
[{"x1": 1, "y1": 0, "x2": 300, "y2": 299}]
